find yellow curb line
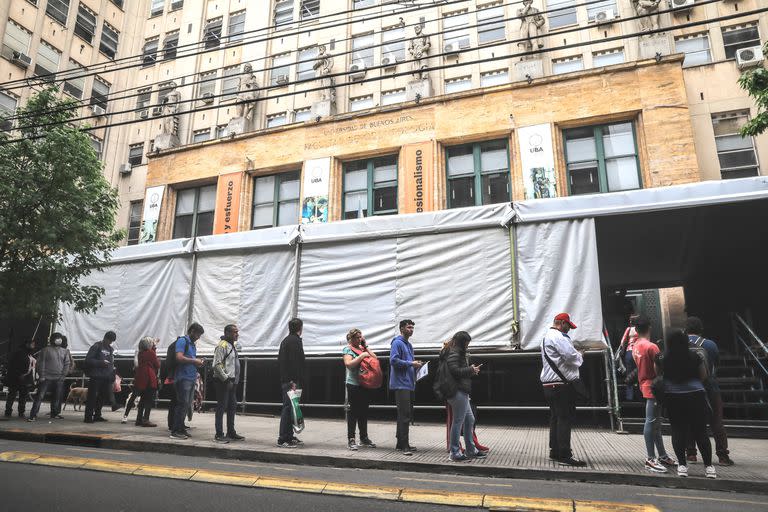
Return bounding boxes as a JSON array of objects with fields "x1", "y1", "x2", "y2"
[{"x1": 0, "y1": 451, "x2": 660, "y2": 511}]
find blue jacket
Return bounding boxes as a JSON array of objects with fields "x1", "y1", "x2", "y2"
[
  {"x1": 85, "y1": 341, "x2": 115, "y2": 379},
  {"x1": 389, "y1": 335, "x2": 415, "y2": 391}
]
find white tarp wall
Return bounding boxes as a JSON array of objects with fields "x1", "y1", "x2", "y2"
[{"x1": 516, "y1": 218, "x2": 603, "y2": 349}]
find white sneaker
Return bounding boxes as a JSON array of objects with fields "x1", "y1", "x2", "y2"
[
  {"x1": 677, "y1": 465, "x2": 688, "y2": 478},
  {"x1": 644, "y1": 458, "x2": 667, "y2": 473},
  {"x1": 121, "y1": 417, "x2": 128, "y2": 424},
  {"x1": 705, "y1": 465, "x2": 717, "y2": 479}
]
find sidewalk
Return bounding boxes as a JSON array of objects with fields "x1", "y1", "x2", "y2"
[{"x1": 1, "y1": 409, "x2": 767, "y2": 494}]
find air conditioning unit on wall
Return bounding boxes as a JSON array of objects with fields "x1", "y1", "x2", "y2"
[
  {"x1": 200, "y1": 92, "x2": 215, "y2": 104},
  {"x1": 152, "y1": 106, "x2": 163, "y2": 116},
  {"x1": 11, "y1": 50, "x2": 32, "y2": 68},
  {"x1": 119, "y1": 163, "x2": 132, "y2": 175},
  {"x1": 276, "y1": 74, "x2": 289, "y2": 85},
  {"x1": 736, "y1": 46, "x2": 765, "y2": 69},
  {"x1": 443, "y1": 42, "x2": 460, "y2": 56},
  {"x1": 349, "y1": 61, "x2": 366, "y2": 80},
  {"x1": 594, "y1": 8, "x2": 617, "y2": 24},
  {"x1": 138, "y1": 109, "x2": 149, "y2": 119},
  {"x1": 381, "y1": 55, "x2": 397, "y2": 69},
  {"x1": 668, "y1": 0, "x2": 694, "y2": 12},
  {"x1": 92, "y1": 105, "x2": 106, "y2": 116}
]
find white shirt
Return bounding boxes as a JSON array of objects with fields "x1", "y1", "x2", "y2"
[{"x1": 540, "y1": 327, "x2": 583, "y2": 384}]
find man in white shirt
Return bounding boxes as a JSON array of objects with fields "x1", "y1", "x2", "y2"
[{"x1": 540, "y1": 313, "x2": 586, "y2": 467}]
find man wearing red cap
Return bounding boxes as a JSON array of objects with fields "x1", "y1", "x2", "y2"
[{"x1": 540, "y1": 313, "x2": 586, "y2": 467}]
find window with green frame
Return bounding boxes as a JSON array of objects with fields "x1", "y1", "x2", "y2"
[
  {"x1": 564, "y1": 121, "x2": 641, "y2": 195},
  {"x1": 343, "y1": 155, "x2": 398, "y2": 219},
  {"x1": 446, "y1": 139, "x2": 510, "y2": 208},
  {"x1": 252, "y1": 171, "x2": 301, "y2": 229},
  {"x1": 173, "y1": 184, "x2": 216, "y2": 239}
]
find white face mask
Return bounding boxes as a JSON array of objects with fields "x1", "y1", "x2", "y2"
[{"x1": 53, "y1": 339, "x2": 63, "y2": 346}]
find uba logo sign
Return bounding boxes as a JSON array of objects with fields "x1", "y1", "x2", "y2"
[
  {"x1": 310, "y1": 167, "x2": 325, "y2": 183},
  {"x1": 528, "y1": 133, "x2": 544, "y2": 153}
]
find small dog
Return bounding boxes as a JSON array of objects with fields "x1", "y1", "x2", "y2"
[{"x1": 63, "y1": 383, "x2": 88, "y2": 411}]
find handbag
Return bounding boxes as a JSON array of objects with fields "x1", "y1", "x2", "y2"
[
  {"x1": 542, "y1": 344, "x2": 589, "y2": 399},
  {"x1": 432, "y1": 355, "x2": 458, "y2": 402},
  {"x1": 287, "y1": 388, "x2": 305, "y2": 434},
  {"x1": 113, "y1": 373, "x2": 122, "y2": 393}
]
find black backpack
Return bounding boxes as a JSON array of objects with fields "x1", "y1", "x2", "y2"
[{"x1": 160, "y1": 337, "x2": 188, "y2": 381}]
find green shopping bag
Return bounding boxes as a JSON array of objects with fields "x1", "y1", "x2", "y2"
[{"x1": 287, "y1": 388, "x2": 304, "y2": 434}]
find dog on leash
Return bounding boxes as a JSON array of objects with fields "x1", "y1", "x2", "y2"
[{"x1": 63, "y1": 383, "x2": 88, "y2": 411}]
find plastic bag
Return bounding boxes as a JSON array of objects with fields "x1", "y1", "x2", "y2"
[
  {"x1": 287, "y1": 388, "x2": 305, "y2": 434},
  {"x1": 113, "y1": 374, "x2": 122, "y2": 393}
]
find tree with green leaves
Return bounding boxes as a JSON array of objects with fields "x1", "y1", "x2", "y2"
[
  {"x1": 738, "y1": 41, "x2": 768, "y2": 137},
  {"x1": 0, "y1": 87, "x2": 123, "y2": 324}
]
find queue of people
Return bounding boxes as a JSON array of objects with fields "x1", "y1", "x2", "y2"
[{"x1": 3, "y1": 312, "x2": 734, "y2": 477}]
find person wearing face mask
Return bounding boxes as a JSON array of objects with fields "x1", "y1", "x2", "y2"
[
  {"x1": 84, "y1": 331, "x2": 117, "y2": 423},
  {"x1": 28, "y1": 333, "x2": 73, "y2": 421},
  {"x1": 4, "y1": 339, "x2": 36, "y2": 418}
]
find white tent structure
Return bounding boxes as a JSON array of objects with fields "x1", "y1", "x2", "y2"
[{"x1": 58, "y1": 177, "x2": 768, "y2": 357}]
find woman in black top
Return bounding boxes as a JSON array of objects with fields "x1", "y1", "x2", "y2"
[
  {"x1": 659, "y1": 329, "x2": 715, "y2": 479},
  {"x1": 444, "y1": 331, "x2": 485, "y2": 462}
]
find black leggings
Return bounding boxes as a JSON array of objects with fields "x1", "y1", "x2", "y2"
[
  {"x1": 136, "y1": 389, "x2": 156, "y2": 424},
  {"x1": 665, "y1": 391, "x2": 712, "y2": 466},
  {"x1": 346, "y1": 384, "x2": 370, "y2": 440}
]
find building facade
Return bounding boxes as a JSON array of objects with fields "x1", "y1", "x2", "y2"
[{"x1": 0, "y1": 0, "x2": 766, "y2": 242}]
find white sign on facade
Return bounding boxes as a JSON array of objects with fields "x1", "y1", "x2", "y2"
[
  {"x1": 139, "y1": 185, "x2": 165, "y2": 243},
  {"x1": 518, "y1": 124, "x2": 558, "y2": 200},
  {"x1": 301, "y1": 157, "x2": 330, "y2": 224}
]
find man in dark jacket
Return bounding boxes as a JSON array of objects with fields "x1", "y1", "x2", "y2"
[
  {"x1": 277, "y1": 318, "x2": 305, "y2": 448},
  {"x1": 84, "y1": 331, "x2": 116, "y2": 423},
  {"x1": 4, "y1": 340, "x2": 36, "y2": 418}
]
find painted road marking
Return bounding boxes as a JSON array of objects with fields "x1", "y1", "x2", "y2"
[
  {"x1": 637, "y1": 493, "x2": 768, "y2": 507},
  {"x1": 395, "y1": 475, "x2": 521, "y2": 489},
  {"x1": 67, "y1": 447, "x2": 133, "y2": 456},
  {"x1": 0, "y1": 451, "x2": 659, "y2": 512}
]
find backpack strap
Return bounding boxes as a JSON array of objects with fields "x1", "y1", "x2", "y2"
[
  {"x1": 542, "y1": 338, "x2": 569, "y2": 384},
  {"x1": 347, "y1": 344, "x2": 363, "y2": 356},
  {"x1": 695, "y1": 336, "x2": 704, "y2": 348}
]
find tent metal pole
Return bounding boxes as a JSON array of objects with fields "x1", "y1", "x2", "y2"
[
  {"x1": 185, "y1": 238, "x2": 199, "y2": 326},
  {"x1": 290, "y1": 233, "x2": 302, "y2": 319},
  {"x1": 241, "y1": 357, "x2": 248, "y2": 414},
  {"x1": 508, "y1": 223, "x2": 520, "y2": 347}
]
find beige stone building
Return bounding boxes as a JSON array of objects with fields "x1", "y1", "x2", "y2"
[{"x1": 0, "y1": 0, "x2": 766, "y2": 244}]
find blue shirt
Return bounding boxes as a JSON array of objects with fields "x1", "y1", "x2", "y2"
[
  {"x1": 343, "y1": 346, "x2": 359, "y2": 386},
  {"x1": 389, "y1": 335, "x2": 415, "y2": 391},
  {"x1": 174, "y1": 336, "x2": 198, "y2": 382},
  {"x1": 688, "y1": 334, "x2": 720, "y2": 392}
]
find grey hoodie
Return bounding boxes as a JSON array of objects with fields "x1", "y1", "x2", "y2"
[{"x1": 37, "y1": 346, "x2": 73, "y2": 380}]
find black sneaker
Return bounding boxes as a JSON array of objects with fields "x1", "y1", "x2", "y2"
[
  {"x1": 170, "y1": 431, "x2": 189, "y2": 440},
  {"x1": 277, "y1": 440, "x2": 297, "y2": 449},
  {"x1": 227, "y1": 432, "x2": 245, "y2": 441},
  {"x1": 558, "y1": 457, "x2": 587, "y2": 467},
  {"x1": 214, "y1": 434, "x2": 230, "y2": 444},
  {"x1": 406, "y1": 445, "x2": 418, "y2": 452},
  {"x1": 93, "y1": 417, "x2": 108, "y2": 422},
  {"x1": 469, "y1": 450, "x2": 487, "y2": 459},
  {"x1": 290, "y1": 437, "x2": 303, "y2": 445},
  {"x1": 359, "y1": 438, "x2": 377, "y2": 448}
]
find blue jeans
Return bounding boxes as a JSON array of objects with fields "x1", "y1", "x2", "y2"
[
  {"x1": 172, "y1": 379, "x2": 195, "y2": 433},
  {"x1": 624, "y1": 351, "x2": 636, "y2": 400},
  {"x1": 30, "y1": 379, "x2": 65, "y2": 418},
  {"x1": 447, "y1": 391, "x2": 477, "y2": 457},
  {"x1": 644, "y1": 398, "x2": 668, "y2": 459}
]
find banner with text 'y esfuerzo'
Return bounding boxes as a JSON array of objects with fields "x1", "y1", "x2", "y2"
[{"x1": 213, "y1": 172, "x2": 243, "y2": 235}]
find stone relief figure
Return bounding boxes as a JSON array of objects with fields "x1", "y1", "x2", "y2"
[
  {"x1": 313, "y1": 44, "x2": 336, "y2": 103},
  {"x1": 632, "y1": 0, "x2": 662, "y2": 33},
  {"x1": 234, "y1": 63, "x2": 259, "y2": 121},
  {"x1": 407, "y1": 22, "x2": 431, "y2": 80},
  {"x1": 160, "y1": 82, "x2": 180, "y2": 136},
  {"x1": 517, "y1": 0, "x2": 546, "y2": 56}
]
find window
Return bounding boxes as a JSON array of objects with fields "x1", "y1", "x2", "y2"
[
  {"x1": 382, "y1": 25, "x2": 406, "y2": 62},
  {"x1": 297, "y1": 46, "x2": 318, "y2": 81},
  {"x1": 344, "y1": 155, "x2": 397, "y2": 219},
  {"x1": 353, "y1": 0, "x2": 375, "y2": 8},
  {"x1": 111, "y1": 0, "x2": 124, "y2": 7},
  {"x1": 252, "y1": 171, "x2": 301, "y2": 228},
  {"x1": 90, "y1": 77, "x2": 110, "y2": 109},
  {"x1": 100, "y1": 23, "x2": 119, "y2": 58},
  {"x1": 216, "y1": 125, "x2": 228, "y2": 138},
  {"x1": 712, "y1": 111, "x2": 760, "y2": 179},
  {"x1": 0, "y1": 92, "x2": 18, "y2": 132},
  {"x1": 128, "y1": 143, "x2": 144, "y2": 166},
  {"x1": 564, "y1": 121, "x2": 641, "y2": 195},
  {"x1": 593, "y1": 48, "x2": 624, "y2": 67},
  {"x1": 294, "y1": 107, "x2": 311, "y2": 122},
  {"x1": 74, "y1": 4, "x2": 97, "y2": 44},
  {"x1": 90, "y1": 136, "x2": 103, "y2": 159},
  {"x1": 173, "y1": 185, "x2": 216, "y2": 238},
  {"x1": 480, "y1": 69, "x2": 508, "y2": 87},
  {"x1": 227, "y1": 11, "x2": 246, "y2": 43},
  {"x1": 204, "y1": 18, "x2": 223, "y2": 49},
  {"x1": 274, "y1": 0, "x2": 293, "y2": 26},
  {"x1": 547, "y1": 0, "x2": 577, "y2": 29},
  {"x1": 271, "y1": 53, "x2": 291, "y2": 85},
  {"x1": 722, "y1": 25, "x2": 761, "y2": 60},
  {"x1": 301, "y1": 0, "x2": 319, "y2": 20},
  {"x1": 221, "y1": 66, "x2": 240, "y2": 100},
  {"x1": 3, "y1": 21, "x2": 32, "y2": 56},
  {"x1": 136, "y1": 88, "x2": 151, "y2": 111},
  {"x1": 197, "y1": 71, "x2": 217, "y2": 99},
  {"x1": 266, "y1": 112, "x2": 287, "y2": 127},
  {"x1": 63, "y1": 60, "x2": 85, "y2": 98},
  {"x1": 350, "y1": 95, "x2": 373, "y2": 112},
  {"x1": 552, "y1": 55, "x2": 583, "y2": 74},
  {"x1": 443, "y1": 11, "x2": 470, "y2": 50},
  {"x1": 192, "y1": 129, "x2": 211, "y2": 143},
  {"x1": 447, "y1": 140, "x2": 510, "y2": 208},
  {"x1": 127, "y1": 201, "x2": 143, "y2": 246},
  {"x1": 674, "y1": 34, "x2": 711, "y2": 67},
  {"x1": 46, "y1": 0, "x2": 70, "y2": 26},
  {"x1": 34, "y1": 41, "x2": 60, "y2": 82},
  {"x1": 142, "y1": 38, "x2": 159, "y2": 66},
  {"x1": 381, "y1": 88, "x2": 406, "y2": 105},
  {"x1": 164, "y1": 31, "x2": 179, "y2": 60},
  {"x1": 352, "y1": 33, "x2": 374, "y2": 67},
  {"x1": 477, "y1": 4, "x2": 505, "y2": 44},
  {"x1": 150, "y1": 0, "x2": 163, "y2": 17},
  {"x1": 170, "y1": 0, "x2": 183, "y2": 11},
  {"x1": 587, "y1": 0, "x2": 617, "y2": 22},
  {"x1": 444, "y1": 76, "x2": 472, "y2": 93}
]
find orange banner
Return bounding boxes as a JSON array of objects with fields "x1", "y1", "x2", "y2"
[
  {"x1": 213, "y1": 172, "x2": 243, "y2": 235},
  {"x1": 401, "y1": 142, "x2": 434, "y2": 214}
]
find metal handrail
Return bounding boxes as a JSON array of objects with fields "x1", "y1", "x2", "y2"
[{"x1": 734, "y1": 313, "x2": 768, "y2": 358}]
